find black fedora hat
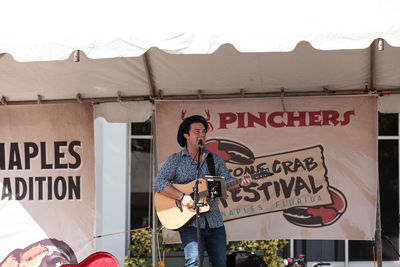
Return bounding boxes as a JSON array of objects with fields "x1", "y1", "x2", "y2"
[{"x1": 177, "y1": 115, "x2": 208, "y2": 147}]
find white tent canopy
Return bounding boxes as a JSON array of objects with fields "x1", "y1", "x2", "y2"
[
  {"x1": 3, "y1": 0, "x2": 400, "y2": 60},
  {"x1": 2, "y1": 0, "x2": 400, "y2": 116}
]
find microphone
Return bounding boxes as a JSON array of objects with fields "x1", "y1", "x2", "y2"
[{"x1": 198, "y1": 137, "x2": 205, "y2": 147}]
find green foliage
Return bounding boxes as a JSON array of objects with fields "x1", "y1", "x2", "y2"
[
  {"x1": 125, "y1": 228, "x2": 288, "y2": 267},
  {"x1": 125, "y1": 228, "x2": 183, "y2": 266},
  {"x1": 125, "y1": 229, "x2": 152, "y2": 267}
]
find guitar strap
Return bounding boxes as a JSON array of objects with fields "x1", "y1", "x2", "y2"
[
  {"x1": 205, "y1": 152, "x2": 215, "y2": 227},
  {"x1": 206, "y1": 152, "x2": 216, "y2": 176}
]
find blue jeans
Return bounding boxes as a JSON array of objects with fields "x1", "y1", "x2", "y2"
[{"x1": 179, "y1": 225, "x2": 227, "y2": 267}]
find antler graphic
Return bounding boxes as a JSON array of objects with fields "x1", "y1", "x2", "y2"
[
  {"x1": 205, "y1": 109, "x2": 214, "y2": 131},
  {"x1": 181, "y1": 110, "x2": 187, "y2": 121},
  {"x1": 205, "y1": 109, "x2": 211, "y2": 120},
  {"x1": 180, "y1": 109, "x2": 213, "y2": 131}
]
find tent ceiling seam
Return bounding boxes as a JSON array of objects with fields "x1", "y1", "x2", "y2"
[{"x1": 2, "y1": 88, "x2": 400, "y2": 106}]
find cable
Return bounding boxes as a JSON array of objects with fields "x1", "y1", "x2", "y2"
[
  {"x1": 94, "y1": 226, "x2": 149, "y2": 238},
  {"x1": 373, "y1": 245, "x2": 375, "y2": 267}
]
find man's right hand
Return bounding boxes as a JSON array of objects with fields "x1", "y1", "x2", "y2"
[
  {"x1": 181, "y1": 194, "x2": 194, "y2": 209},
  {"x1": 159, "y1": 185, "x2": 194, "y2": 209}
]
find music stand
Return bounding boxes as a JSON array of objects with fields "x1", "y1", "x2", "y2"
[{"x1": 205, "y1": 176, "x2": 227, "y2": 199}]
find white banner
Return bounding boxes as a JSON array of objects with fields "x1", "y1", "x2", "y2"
[
  {"x1": 0, "y1": 103, "x2": 95, "y2": 266},
  {"x1": 156, "y1": 96, "x2": 378, "y2": 241}
]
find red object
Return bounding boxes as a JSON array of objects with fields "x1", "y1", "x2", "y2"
[
  {"x1": 206, "y1": 141, "x2": 231, "y2": 161},
  {"x1": 62, "y1": 252, "x2": 119, "y2": 267},
  {"x1": 307, "y1": 190, "x2": 345, "y2": 225}
]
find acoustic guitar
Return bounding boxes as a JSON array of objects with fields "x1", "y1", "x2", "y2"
[{"x1": 155, "y1": 170, "x2": 273, "y2": 230}]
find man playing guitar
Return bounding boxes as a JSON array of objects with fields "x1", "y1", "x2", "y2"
[{"x1": 154, "y1": 115, "x2": 252, "y2": 267}]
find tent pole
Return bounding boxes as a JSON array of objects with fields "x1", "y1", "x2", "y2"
[
  {"x1": 151, "y1": 107, "x2": 159, "y2": 267},
  {"x1": 376, "y1": 181, "x2": 383, "y2": 267},
  {"x1": 370, "y1": 39, "x2": 376, "y2": 91}
]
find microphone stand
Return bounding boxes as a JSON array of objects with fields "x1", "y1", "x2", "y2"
[{"x1": 193, "y1": 143, "x2": 203, "y2": 267}]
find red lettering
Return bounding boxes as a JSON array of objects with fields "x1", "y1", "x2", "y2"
[
  {"x1": 219, "y1": 112, "x2": 237, "y2": 129},
  {"x1": 248, "y1": 112, "x2": 267, "y2": 128},
  {"x1": 287, "y1": 112, "x2": 307, "y2": 127},
  {"x1": 267, "y1": 112, "x2": 285, "y2": 127},
  {"x1": 237, "y1": 112, "x2": 246, "y2": 128},
  {"x1": 218, "y1": 110, "x2": 354, "y2": 129},
  {"x1": 341, "y1": 110, "x2": 355, "y2": 125},
  {"x1": 308, "y1": 111, "x2": 321, "y2": 126},
  {"x1": 322, "y1": 110, "x2": 340, "y2": 126}
]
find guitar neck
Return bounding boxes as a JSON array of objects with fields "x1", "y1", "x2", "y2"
[
  {"x1": 226, "y1": 178, "x2": 242, "y2": 189},
  {"x1": 226, "y1": 171, "x2": 272, "y2": 189}
]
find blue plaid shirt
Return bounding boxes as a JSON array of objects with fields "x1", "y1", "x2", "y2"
[{"x1": 154, "y1": 147, "x2": 235, "y2": 229}]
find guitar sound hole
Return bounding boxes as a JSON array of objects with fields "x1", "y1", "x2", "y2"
[{"x1": 175, "y1": 200, "x2": 183, "y2": 212}]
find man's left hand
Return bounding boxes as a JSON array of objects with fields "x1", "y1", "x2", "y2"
[{"x1": 240, "y1": 174, "x2": 253, "y2": 188}]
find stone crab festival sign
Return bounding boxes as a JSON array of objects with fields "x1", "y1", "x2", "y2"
[
  {"x1": 212, "y1": 143, "x2": 343, "y2": 227},
  {"x1": 156, "y1": 96, "x2": 378, "y2": 241}
]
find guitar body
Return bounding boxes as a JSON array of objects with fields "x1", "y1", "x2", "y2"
[
  {"x1": 155, "y1": 179, "x2": 210, "y2": 230},
  {"x1": 62, "y1": 252, "x2": 119, "y2": 267}
]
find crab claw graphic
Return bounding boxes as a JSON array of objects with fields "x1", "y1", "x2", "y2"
[
  {"x1": 205, "y1": 139, "x2": 255, "y2": 165},
  {"x1": 206, "y1": 140, "x2": 231, "y2": 161},
  {"x1": 282, "y1": 186, "x2": 347, "y2": 227}
]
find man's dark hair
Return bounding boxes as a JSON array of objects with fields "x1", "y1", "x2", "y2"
[
  {"x1": 183, "y1": 117, "x2": 208, "y2": 135},
  {"x1": 177, "y1": 115, "x2": 209, "y2": 147}
]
